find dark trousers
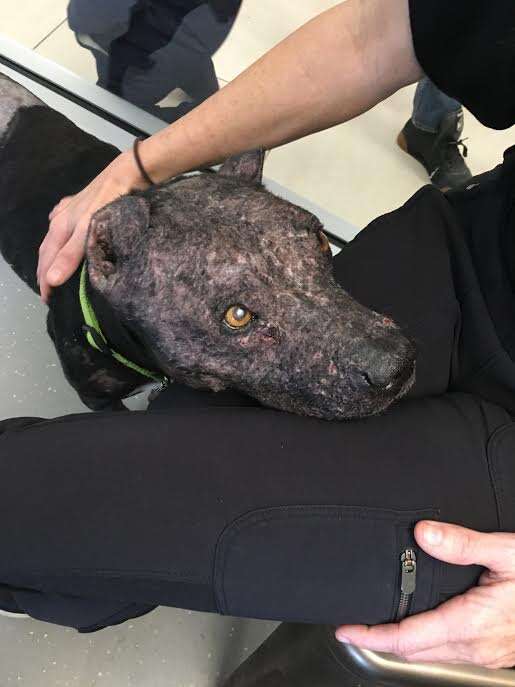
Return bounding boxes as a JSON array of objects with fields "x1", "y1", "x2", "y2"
[{"x1": 1, "y1": 152, "x2": 515, "y2": 632}]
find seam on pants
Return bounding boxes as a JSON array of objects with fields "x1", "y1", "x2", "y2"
[
  {"x1": 2, "y1": 567, "x2": 210, "y2": 586},
  {"x1": 486, "y1": 423, "x2": 514, "y2": 530}
]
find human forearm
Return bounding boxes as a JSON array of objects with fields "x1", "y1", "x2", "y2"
[
  {"x1": 41, "y1": 0, "x2": 422, "y2": 298},
  {"x1": 121, "y1": 0, "x2": 422, "y2": 184}
]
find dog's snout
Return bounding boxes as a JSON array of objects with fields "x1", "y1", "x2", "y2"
[
  {"x1": 362, "y1": 363, "x2": 400, "y2": 390},
  {"x1": 362, "y1": 359, "x2": 402, "y2": 390},
  {"x1": 361, "y1": 341, "x2": 415, "y2": 390}
]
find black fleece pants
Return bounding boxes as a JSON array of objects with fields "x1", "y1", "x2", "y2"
[{"x1": 1, "y1": 152, "x2": 515, "y2": 632}]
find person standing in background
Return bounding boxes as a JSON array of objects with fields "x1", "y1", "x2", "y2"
[
  {"x1": 398, "y1": 77, "x2": 472, "y2": 191},
  {"x1": 67, "y1": 0, "x2": 242, "y2": 123}
]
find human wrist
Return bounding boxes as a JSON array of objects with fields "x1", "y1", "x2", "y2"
[
  {"x1": 130, "y1": 131, "x2": 187, "y2": 185},
  {"x1": 109, "y1": 149, "x2": 153, "y2": 192}
]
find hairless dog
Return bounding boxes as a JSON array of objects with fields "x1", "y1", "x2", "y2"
[{"x1": 0, "y1": 73, "x2": 415, "y2": 419}]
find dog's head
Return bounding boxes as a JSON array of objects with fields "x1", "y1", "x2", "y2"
[{"x1": 86, "y1": 151, "x2": 415, "y2": 419}]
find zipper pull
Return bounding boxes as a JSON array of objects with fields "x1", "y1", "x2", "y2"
[
  {"x1": 401, "y1": 548, "x2": 417, "y2": 595},
  {"x1": 396, "y1": 548, "x2": 417, "y2": 620}
]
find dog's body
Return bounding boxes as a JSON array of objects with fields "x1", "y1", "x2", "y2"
[
  {"x1": 0, "y1": 74, "x2": 415, "y2": 419},
  {"x1": 0, "y1": 81, "x2": 150, "y2": 410}
]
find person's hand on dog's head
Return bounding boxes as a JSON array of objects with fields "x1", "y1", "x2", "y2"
[{"x1": 38, "y1": 151, "x2": 148, "y2": 303}]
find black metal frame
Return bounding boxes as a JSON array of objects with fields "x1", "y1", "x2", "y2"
[{"x1": 0, "y1": 53, "x2": 149, "y2": 137}]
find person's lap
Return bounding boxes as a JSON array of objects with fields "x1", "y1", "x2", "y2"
[{"x1": 0, "y1": 389, "x2": 510, "y2": 630}]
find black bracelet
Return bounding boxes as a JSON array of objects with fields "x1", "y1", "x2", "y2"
[{"x1": 133, "y1": 137, "x2": 156, "y2": 186}]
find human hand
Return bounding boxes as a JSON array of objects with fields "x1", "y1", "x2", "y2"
[
  {"x1": 38, "y1": 151, "x2": 148, "y2": 303},
  {"x1": 336, "y1": 521, "x2": 515, "y2": 669}
]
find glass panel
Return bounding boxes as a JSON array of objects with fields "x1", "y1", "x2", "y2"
[{"x1": 2, "y1": 1, "x2": 356, "y2": 221}]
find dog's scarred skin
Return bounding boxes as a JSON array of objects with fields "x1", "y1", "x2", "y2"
[{"x1": 0, "y1": 73, "x2": 415, "y2": 419}]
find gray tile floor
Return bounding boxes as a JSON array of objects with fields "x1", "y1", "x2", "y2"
[{"x1": 0, "y1": 607, "x2": 277, "y2": 687}]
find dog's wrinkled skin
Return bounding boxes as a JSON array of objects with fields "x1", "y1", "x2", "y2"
[
  {"x1": 87, "y1": 154, "x2": 415, "y2": 419},
  {"x1": 0, "y1": 73, "x2": 415, "y2": 419}
]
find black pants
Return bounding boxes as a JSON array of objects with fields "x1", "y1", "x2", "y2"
[{"x1": 1, "y1": 153, "x2": 515, "y2": 632}]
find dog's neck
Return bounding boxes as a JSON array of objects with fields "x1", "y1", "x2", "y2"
[{"x1": 83, "y1": 268, "x2": 163, "y2": 380}]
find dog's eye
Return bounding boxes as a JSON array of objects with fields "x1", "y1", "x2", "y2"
[
  {"x1": 224, "y1": 305, "x2": 253, "y2": 329},
  {"x1": 318, "y1": 231, "x2": 331, "y2": 253}
]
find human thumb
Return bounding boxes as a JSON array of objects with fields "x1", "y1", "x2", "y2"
[{"x1": 415, "y1": 521, "x2": 512, "y2": 572}]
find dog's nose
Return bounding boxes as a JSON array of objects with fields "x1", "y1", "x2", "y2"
[{"x1": 361, "y1": 341, "x2": 415, "y2": 390}]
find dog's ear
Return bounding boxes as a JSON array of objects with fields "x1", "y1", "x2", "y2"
[
  {"x1": 218, "y1": 149, "x2": 265, "y2": 184},
  {"x1": 86, "y1": 195, "x2": 150, "y2": 291}
]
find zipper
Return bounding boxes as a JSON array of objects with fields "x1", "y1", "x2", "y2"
[{"x1": 396, "y1": 548, "x2": 417, "y2": 620}]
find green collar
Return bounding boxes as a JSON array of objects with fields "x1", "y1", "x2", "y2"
[{"x1": 79, "y1": 263, "x2": 168, "y2": 386}]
